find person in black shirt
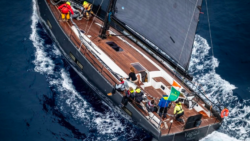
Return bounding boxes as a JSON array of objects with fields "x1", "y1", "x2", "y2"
[
  {"x1": 134, "y1": 87, "x2": 143, "y2": 103},
  {"x1": 121, "y1": 87, "x2": 134, "y2": 107},
  {"x1": 127, "y1": 67, "x2": 138, "y2": 83}
]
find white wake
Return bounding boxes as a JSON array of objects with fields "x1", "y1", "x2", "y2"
[
  {"x1": 30, "y1": 0, "x2": 250, "y2": 140},
  {"x1": 190, "y1": 35, "x2": 250, "y2": 140},
  {"x1": 29, "y1": 0, "x2": 137, "y2": 140}
]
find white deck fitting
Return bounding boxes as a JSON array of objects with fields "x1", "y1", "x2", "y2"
[
  {"x1": 73, "y1": 23, "x2": 184, "y2": 93},
  {"x1": 71, "y1": 26, "x2": 138, "y2": 89},
  {"x1": 193, "y1": 104, "x2": 211, "y2": 117},
  {"x1": 106, "y1": 27, "x2": 183, "y2": 89},
  {"x1": 72, "y1": 26, "x2": 128, "y2": 77}
]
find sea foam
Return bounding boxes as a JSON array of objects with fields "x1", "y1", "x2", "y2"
[
  {"x1": 30, "y1": 0, "x2": 250, "y2": 139},
  {"x1": 190, "y1": 35, "x2": 250, "y2": 140},
  {"x1": 30, "y1": 0, "x2": 136, "y2": 140}
]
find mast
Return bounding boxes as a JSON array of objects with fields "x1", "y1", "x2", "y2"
[{"x1": 99, "y1": 0, "x2": 116, "y2": 39}]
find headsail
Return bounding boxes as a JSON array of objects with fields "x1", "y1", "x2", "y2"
[{"x1": 114, "y1": 0, "x2": 202, "y2": 70}]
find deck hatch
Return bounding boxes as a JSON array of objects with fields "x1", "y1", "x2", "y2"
[
  {"x1": 106, "y1": 42, "x2": 123, "y2": 52},
  {"x1": 131, "y1": 62, "x2": 146, "y2": 72}
]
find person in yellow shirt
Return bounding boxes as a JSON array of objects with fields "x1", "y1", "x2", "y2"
[
  {"x1": 174, "y1": 101, "x2": 184, "y2": 122},
  {"x1": 82, "y1": 1, "x2": 92, "y2": 20}
]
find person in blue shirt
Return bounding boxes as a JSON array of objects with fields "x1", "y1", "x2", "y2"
[{"x1": 158, "y1": 95, "x2": 171, "y2": 119}]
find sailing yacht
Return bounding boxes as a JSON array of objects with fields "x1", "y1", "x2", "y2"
[{"x1": 35, "y1": 0, "x2": 224, "y2": 140}]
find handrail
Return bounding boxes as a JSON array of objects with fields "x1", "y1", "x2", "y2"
[
  {"x1": 52, "y1": 0, "x2": 119, "y2": 87},
  {"x1": 51, "y1": 0, "x2": 221, "y2": 112},
  {"x1": 52, "y1": 0, "x2": 222, "y2": 122},
  {"x1": 50, "y1": 0, "x2": 65, "y2": 6},
  {"x1": 80, "y1": 40, "x2": 118, "y2": 85},
  {"x1": 50, "y1": 1, "x2": 169, "y2": 133},
  {"x1": 110, "y1": 20, "x2": 224, "y2": 113},
  {"x1": 70, "y1": 16, "x2": 121, "y2": 78},
  {"x1": 74, "y1": 6, "x2": 222, "y2": 114}
]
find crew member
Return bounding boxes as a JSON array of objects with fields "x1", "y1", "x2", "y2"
[
  {"x1": 134, "y1": 87, "x2": 143, "y2": 103},
  {"x1": 126, "y1": 67, "x2": 138, "y2": 84},
  {"x1": 58, "y1": 2, "x2": 74, "y2": 21},
  {"x1": 133, "y1": 87, "x2": 144, "y2": 110},
  {"x1": 82, "y1": 1, "x2": 92, "y2": 20},
  {"x1": 108, "y1": 78, "x2": 125, "y2": 96},
  {"x1": 146, "y1": 100, "x2": 157, "y2": 112},
  {"x1": 174, "y1": 101, "x2": 184, "y2": 122},
  {"x1": 158, "y1": 95, "x2": 171, "y2": 119},
  {"x1": 121, "y1": 87, "x2": 134, "y2": 107}
]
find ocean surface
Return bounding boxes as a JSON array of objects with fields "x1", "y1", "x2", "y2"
[{"x1": 0, "y1": 0, "x2": 249, "y2": 141}]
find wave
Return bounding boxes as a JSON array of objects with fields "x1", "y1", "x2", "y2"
[
  {"x1": 29, "y1": 0, "x2": 148, "y2": 140},
  {"x1": 201, "y1": 132, "x2": 242, "y2": 141},
  {"x1": 30, "y1": 0, "x2": 250, "y2": 140},
  {"x1": 190, "y1": 35, "x2": 250, "y2": 140}
]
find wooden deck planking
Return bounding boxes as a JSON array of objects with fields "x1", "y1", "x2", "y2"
[
  {"x1": 47, "y1": 1, "x2": 119, "y2": 85},
  {"x1": 74, "y1": 18, "x2": 159, "y2": 74},
  {"x1": 160, "y1": 103, "x2": 220, "y2": 135},
  {"x1": 153, "y1": 77, "x2": 172, "y2": 87},
  {"x1": 144, "y1": 86, "x2": 163, "y2": 99},
  {"x1": 81, "y1": 27, "x2": 158, "y2": 73},
  {"x1": 46, "y1": 1, "x2": 220, "y2": 136},
  {"x1": 156, "y1": 88, "x2": 165, "y2": 96}
]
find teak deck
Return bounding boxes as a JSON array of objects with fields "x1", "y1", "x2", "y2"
[
  {"x1": 153, "y1": 77, "x2": 171, "y2": 87},
  {"x1": 47, "y1": 0, "x2": 219, "y2": 136}
]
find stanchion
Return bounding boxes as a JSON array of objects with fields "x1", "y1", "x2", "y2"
[{"x1": 168, "y1": 120, "x2": 173, "y2": 134}]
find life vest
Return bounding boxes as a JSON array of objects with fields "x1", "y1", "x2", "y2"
[
  {"x1": 130, "y1": 89, "x2": 134, "y2": 93},
  {"x1": 61, "y1": 4, "x2": 69, "y2": 14},
  {"x1": 174, "y1": 104, "x2": 184, "y2": 114},
  {"x1": 135, "y1": 88, "x2": 143, "y2": 103},
  {"x1": 83, "y1": 1, "x2": 91, "y2": 10},
  {"x1": 221, "y1": 108, "x2": 229, "y2": 118},
  {"x1": 135, "y1": 88, "x2": 141, "y2": 93}
]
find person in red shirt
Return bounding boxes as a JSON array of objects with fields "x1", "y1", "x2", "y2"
[{"x1": 58, "y1": 2, "x2": 74, "y2": 21}]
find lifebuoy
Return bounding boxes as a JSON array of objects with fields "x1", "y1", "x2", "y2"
[{"x1": 221, "y1": 108, "x2": 229, "y2": 118}]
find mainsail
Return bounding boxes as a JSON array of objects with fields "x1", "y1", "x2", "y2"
[{"x1": 114, "y1": 0, "x2": 202, "y2": 70}]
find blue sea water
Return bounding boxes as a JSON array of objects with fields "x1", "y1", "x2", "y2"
[
  {"x1": 0, "y1": 0, "x2": 249, "y2": 141},
  {"x1": 196, "y1": 0, "x2": 250, "y2": 100}
]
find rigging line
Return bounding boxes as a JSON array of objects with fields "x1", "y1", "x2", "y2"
[
  {"x1": 84, "y1": 0, "x2": 95, "y2": 33},
  {"x1": 170, "y1": 0, "x2": 215, "y2": 108},
  {"x1": 69, "y1": 15, "x2": 122, "y2": 81},
  {"x1": 204, "y1": 0, "x2": 225, "y2": 110},
  {"x1": 173, "y1": 0, "x2": 199, "y2": 79},
  {"x1": 205, "y1": 0, "x2": 215, "y2": 62},
  {"x1": 84, "y1": 16, "x2": 90, "y2": 32},
  {"x1": 86, "y1": 0, "x2": 104, "y2": 35}
]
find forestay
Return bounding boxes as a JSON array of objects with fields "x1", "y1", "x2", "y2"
[{"x1": 114, "y1": 0, "x2": 202, "y2": 70}]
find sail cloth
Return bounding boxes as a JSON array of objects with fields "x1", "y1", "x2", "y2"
[{"x1": 114, "y1": 0, "x2": 202, "y2": 70}]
